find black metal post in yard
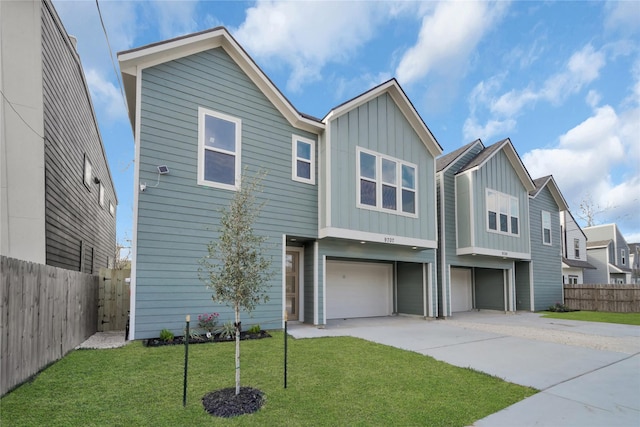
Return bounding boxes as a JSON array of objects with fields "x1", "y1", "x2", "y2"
[
  {"x1": 284, "y1": 311, "x2": 288, "y2": 389},
  {"x1": 183, "y1": 315, "x2": 190, "y2": 407}
]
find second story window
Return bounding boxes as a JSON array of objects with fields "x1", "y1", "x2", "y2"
[
  {"x1": 83, "y1": 154, "x2": 92, "y2": 190},
  {"x1": 621, "y1": 249, "x2": 626, "y2": 266},
  {"x1": 357, "y1": 147, "x2": 417, "y2": 216},
  {"x1": 198, "y1": 107, "x2": 241, "y2": 191},
  {"x1": 542, "y1": 211, "x2": 552, "y2": 245},
  {"x1": 486, "y1": 189, "x2": 519, "y2": 236},
  {"x1": 574, "y1": 238, "x2": 580, "y2": 258},
  {"x1": 292, "y1": 135, "x2": 315, "y2": 184}
]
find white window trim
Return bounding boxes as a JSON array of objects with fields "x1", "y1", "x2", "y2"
[
  {"x1": 542, "y1": 210, "x2": 552, "y2": 246},
  {"x1": 291, "y1": 135, "x2": 315, "y2": 185},
  {"x1": 485, "y1": 189, "x2": 519, "y2": 236},
  {"x1": 99, "y1": 183, "x2": 105, "y2": 208},
  {"x1": 83, "y1": 154, "x2": 92, "y2": 190},
  {"x1": 197, "y1": 107, "x2": 241, "y2": 191},
  {"x1": 355, "y1": 146, "x2": 418, "y2": 218}
]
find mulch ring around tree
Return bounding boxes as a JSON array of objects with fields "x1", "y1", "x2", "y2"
[
  {"x1": 143, "y1": 330, "x2": 271, "y2": 347},
  {"x1": 202, "y1": 387, "x2": 264, "y2": 418}
]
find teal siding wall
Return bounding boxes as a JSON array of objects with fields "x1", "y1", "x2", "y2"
[
  {"x1": 515, "y1": 261, "x2": 531, "y2": 310},
  {"x1": 467, "y1": 150, "x2": 530, "y2": 254},
  {"x1": 455, "y1": 174, "x2": 472, "y2": 248},
  {"x1": 327, "y1": 93, "x2": 436, "y2": 242},
  {"x1": 529, "y1": 187, "x2": 562, "y2": 310},
  {"x1": 475, "y1": 268, "x2": 504, "y2": 310},
  {"x1": 397, "y1": 262, "x2": 424, "y2": 315},
  {"x1": 135, "y1": 48, "x2": 319, "y2": 339}
]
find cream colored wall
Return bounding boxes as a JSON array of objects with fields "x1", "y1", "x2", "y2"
[{"x1": 0, "y1": 0, "x2": 46, "y2": 263}]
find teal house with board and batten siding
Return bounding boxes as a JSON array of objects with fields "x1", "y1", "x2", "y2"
[
  {"x1": 118, "y1": 27, "x2": 443, "y2": 340},
  {"x1": 435, "y1": 138, "x2": 567, "y2": 316}
]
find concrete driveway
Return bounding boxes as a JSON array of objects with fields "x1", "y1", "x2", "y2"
[{"x1": 288, "y1": 311, "x2": 640, "y2": 426}]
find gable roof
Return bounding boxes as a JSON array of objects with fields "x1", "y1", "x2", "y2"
[
  {"x1": 562, "y1": 257, "x2": 596, "y2": 269},
  {"x1": 586, "y1": 239, "x2": 612, "y2": 249},
  {"x1": 456, "y1": 138, "x2": 536, "y2": 192},
  {"x1": 436, "y1": 139, "x2": 483, "y2": 173},
  {"x1": 323, "y1": 79, "x2": 443, "y2": 158},
  {"x1": 529, "y1": 175, "x2": 569, "y2": 211},
  {"x1": 118, "y1": 27, "x2": 324, "y2": 134},
  {"x1": 561, "y1": 210, "x2": 588, "y2": 240}
]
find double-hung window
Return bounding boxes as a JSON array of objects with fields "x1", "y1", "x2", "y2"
[
  {"x1": 542, "y1": 211, "x2": 552, "y2": 245},
  {"x1": 83, "y1": 154, "x2": 92, "y2": 190},
  {"x1": 99, "y1": 183, "x2": 105, "y2": 208},
  {"x1": 292, "y1": 135, "x2": 315, "y2": 184},
  {"x1": 357, "y1": 147, "x2": 417, "y2": 216},
  {"x1": 486, "y1": 189, "x2": 519, "y2": 235},
  {"x1": 621, "y1": 249, "x2": 626, "y2": 266},
  {"x1": 198, "y1": 107, "x2": 241, "y2": 190},
  {"x1": 574, "y1": 238, "x2": 580, "y2": 258}
]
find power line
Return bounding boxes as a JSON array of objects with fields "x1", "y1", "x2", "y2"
[
  {"x1": 95, "y1": 0, "x2": 128, "y2": 116},
  {"x1": 0, "y1": 89, "x2": 44, "y2": 139}
]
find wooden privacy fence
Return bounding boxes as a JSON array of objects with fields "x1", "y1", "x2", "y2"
[
  {"x1": 564, "y1": 284, "x2": 640, "y2": 313},
  {"x1": 98, "y1": 268, "x2": 130, "y2": 332},
  {"x1": 1, "y1": 256, "x2": 99, "y2": 396}
]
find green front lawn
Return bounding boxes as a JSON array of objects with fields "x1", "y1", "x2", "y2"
[
  {"x1": 542, "y1": 310, "x2": 640, "y2": 325},
  {"x1": 1, "y1": 333, "x2": 535, "y2": 426}
]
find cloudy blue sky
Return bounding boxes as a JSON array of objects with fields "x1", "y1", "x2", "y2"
[{"x1": 53, "y1": 0, "x2": 640, "y2": 246}]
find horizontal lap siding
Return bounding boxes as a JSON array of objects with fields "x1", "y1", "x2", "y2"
[
  {"x1": 135, "y1": 48, "x2": 318, "y2": 338},
  {"x1": 329, "y1": 94, "x2": 436, "y2": 242},
  {"x1": 41, "y1": 1, "x2": 116, "y2": 273},
  {"x1": 530, "y1": 187, "x2": 562, "y2": 310}
]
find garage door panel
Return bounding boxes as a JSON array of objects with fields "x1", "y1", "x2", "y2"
[
  {"x1": 326, "y1": 260, "x2": 392, "y2": 319},
  {"x1": 451, "y1": 267, "x2": 472, "y2": 312}
]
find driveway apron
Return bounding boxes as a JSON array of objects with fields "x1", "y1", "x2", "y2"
[{"x1": 288, "y1": 312, "x2": 640, "y2": 426}]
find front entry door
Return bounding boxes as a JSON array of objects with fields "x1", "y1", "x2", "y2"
[{"x1": 285, "y1": 251, "x2": 299, "y2": 321}]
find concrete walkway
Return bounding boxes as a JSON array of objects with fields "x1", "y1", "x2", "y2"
[{"x1": 288, "y1": 312, "x2": 640, "y2": 426}]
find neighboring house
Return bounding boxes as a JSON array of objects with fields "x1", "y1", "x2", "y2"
[
  {"x1": 583, "y1": 224, "x2": 632, "y2": 284},
  {"x1": 629, "y1": 243, "x2": 640, "y2": 284},
  {"x1": 436, "y1": 139, "x2": 536, "y2": 316},
  {"x1": 0, "y1": 0, "x2": 117, "y2": 272},
  {"x1": 559, "y1": 210, "x2": 595, "y2": 284},
  {"x1": 527, "y1": 176, "x2": 569, "y2": 309},
  {"x1": 119, "y1": 27, "x2": 443, "y2": 340}
]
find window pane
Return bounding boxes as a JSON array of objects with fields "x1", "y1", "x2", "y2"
[
  {"x1": 297, "y1": 160, "x2": 311, "y2": 179},
  {"x1": 487, "y1": 190, "x2": 496, "y2": 211},
  {"x1": 402, "y1": 189, "x2": 415, "y2": 214},
  {"x1": 489, "y1": 211, "x2": 497, "y2": 230},
  {"x1": 360, "y1": 152, "x2": 376, "y2": 179},
  {"x1": 500, "y1": 214, "x2": 508, "y2": 232},
  {"x1": 205, "y1": 115, "x2": 236, "y2": 152},
  {"x1": 544, "y1": 229, "x2": 551, "y2": 244},
  {"x1": 360, "y1": 179, "x2": 376, "y2": 206},
  {"x1": 510, "y1": 197, "x2": 518, "y2": 217},
  {"x1": 204, "y1": 149, "x2": 235, "y2": 185},
  {"x1": 297, "y1": 140, "x2": 311, "y2": 160},
  {"x1": 511, "y1": 217, "x2": 518, "y2": 234},
  {"x1": 383, "y1": 184, "x2": 397, "y2": 209},
  {"x1": 382, "y1": 159, "x2": 396, "y2": 184},
  {"x1": 499, "y1": 194, "x2": 509, "y2": 214},
  {"x1": 402, "y1": 165, "x2": 415, "y2": 189}
]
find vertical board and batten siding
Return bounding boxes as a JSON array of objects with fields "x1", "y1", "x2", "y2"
[
  {"x1": 41, "y1": 0, "x2": 116, "y2": 273},
  {"x1": 1, "y1": 256, "x2": 98, "y2": 396},
  {"x1": 529, "y1": 186, "x2": 563, "y2": 310},
  {"x1": 584, "y1": 247, "x2": 610, "y2": 284},
  {"x1": 327, "y1": 93, "x2": 436, "y2": 242},
  {"x1": 466, "y1": 149, "x2": 530, "y2": 254},
  {"x1": 135, "y1": 48, "x2": 318, "y2": 339}
]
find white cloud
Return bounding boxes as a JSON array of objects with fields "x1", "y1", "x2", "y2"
[
  {"x1": 462, "y1": 117, "x2": 516, "y2": 143},
  {"x1": 233, "y1": 1, "x2": 388, "y2": 92},
  {"x1": 465, "y1": 44, "x2": 607, "y2": 141},
  {"x1": 85, "y1": 69, "x2": 128, "y2": 121},
  {"x1": 395, "y1": 1, "x2": 508, "y2": 85},
  {"x1": 522, "y1": 103, "x2": 640, "y2": 235},
  {"x1": 604, "y1": 0, "x2": 640, "y2": 35},
  {"x1": 150, "y1": 0, "x2": 199, "y2": 39}
]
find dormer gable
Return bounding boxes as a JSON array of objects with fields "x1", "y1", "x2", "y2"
[
  {"x1": 529, "y1": 175, "x2": 569, "y2": 211},
  {"x1": 324, "y1": 79, "x2": 442, "y2": 158}
]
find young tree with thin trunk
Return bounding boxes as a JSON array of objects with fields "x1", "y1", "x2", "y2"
[{"x1": 199, "y1": 171, "x2": 272, "y2": 395}]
